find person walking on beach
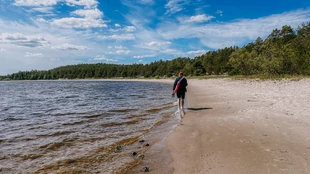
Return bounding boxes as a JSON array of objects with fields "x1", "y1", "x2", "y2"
[{"x1": 172, "y1": 72, "x2": 188, "y2": 118}]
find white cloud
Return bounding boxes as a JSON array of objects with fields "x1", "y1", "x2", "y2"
[
  {"x1": 162, "y1": 49, "x2": 180, "y2": 55},
  {"x1": 71, "y1": 9, "x2": 103, "y2": 19},
  {"x1": 165, "y1": 0, "x2": 188, "y2": 14},
  {"x1": 182, "y1": 14, "x2": 214, "y2": 23},
  {"x1": 51, "y1": 17, "x2": 107, "y2": 29},
  {"x1": 31, "y1": 7, "x2": 54, "y2": 13},
  {"x1": 145, "y1": 41, "x2": 171, "y2": 47},
  {"x1": 14, "y1": 0, "x2": 58, "y2": 6},
  {"x1": 65, "y1": 0, "x2": 98, "y2": 9},
  {"x1": 216, "y1": 10, "x2": 223, "y2": 16},
  {"x1": 52, "y1": 44, "x2": 89, "y2": 51},
  {"x1": 108, "y1": 46, "x2": 113, "y2": 49},
  {"x1": 116, "y1": 49, "x2": 131, "y2": 54},
  {"x1": 100, "y1": 34, "x2": 135, "y2": 40},
  {"x1": 109, "y1": 26, "x2": 136, "y2": 33},
  {"x1": 115, "y1": 46, "x2": 125, "y2": 49},
  {"x1": 31, "y1": 2, "x2": 106, "y2": 29},
  {"x1": 0, "y1": 48, "x2": 6, "y2": 52},
  {"x1": 138, "y1": 60, "x2": 143, "y2": 62},
  {"x1": 25, "y1": 52, "x2": 44, "y2": 57},
  {"x1": 124, "y1": 26, "x2": 136, "y2": 32},
  {"x1": 115, "y1": 24, "x2": 121, "y2": 27},
  {"x1": 0, "y1": 33, "x2": 50, "y2": 47},
  {"x1": 133, "y1": 54, "x2": 155, "y2": 58},
  {"x1": 187, "y1": 50, "x2": 208, "y2": 55},
  {"x1": 159, "y1": 9, "x2": 310, "y2": 49},
  {"x1": 137, "y1": 0, "x2": 154, "y2": 4},
  {"x1": 14, "y1": 0, "x2": 98, "y2": 9},
  {"x1": 108, "y1": 29, "x2": 119, "y2": 32},
  {"x1": 94, "y1": 55, "x2": 118, "y2": 62},
  {"x1": 36, "y1": 18, "x2": 48, "y2": 22}
]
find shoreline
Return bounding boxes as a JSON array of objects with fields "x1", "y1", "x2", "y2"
[
  {"x1": 167, "y1": 78, "x2": 310, "y2": 173},
  {"x1": 0, "y1": 78, "x2": 174, "y2": 84},
  {"x1": 124, "y1": 79, "x2": 177, "y2": 174}
]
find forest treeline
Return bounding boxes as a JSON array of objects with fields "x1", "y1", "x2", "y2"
[{"x1": 1, "y1": 22, "x2": 310, "y2": 80}]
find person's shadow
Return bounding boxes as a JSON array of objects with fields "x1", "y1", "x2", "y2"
[{"x1": 187, "y1": 107, "x2": 212, "y2": 111}]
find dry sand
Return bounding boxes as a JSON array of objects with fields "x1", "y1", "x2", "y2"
[{"x1": 167, "y1": 78, "x2": 310, "y2": 174}]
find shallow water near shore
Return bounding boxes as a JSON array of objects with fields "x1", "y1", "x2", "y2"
[{"x1": 0, "y1": 80, "x2": 177, "y2": 173}]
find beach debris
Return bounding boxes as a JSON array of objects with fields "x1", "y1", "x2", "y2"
[
  {"x1": 142, "y1": 167, "x2": 149, "y2": 172},
  {"x1": 137, "y1": 146, "x2": 141, "y2": 149},
  {"x1": 64, "y1": 159, "x2": 76, "y2": 164},
  {"x1": 138, "y1": 154, "x2": 145, "y2": 159},
  {"x1": 132, "y1": 152, "x2": 137, "y2": 156},
  {"x1": 145, "y1": 143, "x2": 150, "y2": 147},
  {"x1": 115, "y1": 146, "x2": 122, "y2": 152},
  {"x1": 96, "y1": 156, "x2": 104, "y2": 161},
  {"x1": 139, "y1": 140, "x2": 145, "y2": 143},
  {"x1": 23, "y1": 154, "x2": 29, "y2": 160}
]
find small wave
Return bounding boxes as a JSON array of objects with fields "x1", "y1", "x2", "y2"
[
  {"x1": 145, "y1": 108, "x2": 162, "y2": 113},
  {"x1": 75, "y1": 103, "x2": 89, "y2": 107},
  {"x1": 39, "y1": 138, "x2": 76, "y2": 151},
  {"x1": 37, "y1": 131, "x2": 73, "y2": 137},
  {"x1": 125, "y1": 113, "x2": 148, "y2": 119},
  {"x1": 4, "y1": 116, "x2": 25, "y2": 121},
  {"x1": 102, "y1": 120, "x2": 139, "y2": 127},
  {"x1": 1, "y1": 107, "x2": 10, "y2": 112},
  {"x1": 77, "y1": 137, "x2": 107, "y2": 143},
  {"x1": 99, "y1": 135, "x2": 142, "y2": 153},
  {"x1": 84, "y1": 113, "x2": 103, "y2": 119},
  {"x1": 62, "y1": 120, "x2": 85, "y2": 126},
  {"x1": 113, "y1": 158, "x2": 142, "y2": 174},
  {"x1": 65, "y1": 95, "x2": 79, "y2": 99},
  {"x1": 19, "y1": 137, "x2": 37, "y2": 142},
  {"x1": 128, "y1": 94, "x2": 146, "y2": 98},
  {"x1": 163, "y1": 102, "x2": 174, "y2": 106},
  {"x1": 30, "y1": 112, "x2": 43, "y2": 116},
  {"x1": 52, "y1": 112, "x2": 81, "y2": 116},
  {"x1": 35, "y1": 135, "x2": 142, "y2": 174},
  {"x1": 22, "y1": 153, "x2": 43, "y2": 160},
  {"x1": 145, "y1": 105, "x2": 173, "y2": 113},
  {"x1": 108, "y1": 108, "x2": 139, "y2": 113},
  {"x1": 45, "y1": 108, "x2": 58, "y2": 112},
  {"x1": 28, "y1": 126, "x2": 43, "y2": 130}
]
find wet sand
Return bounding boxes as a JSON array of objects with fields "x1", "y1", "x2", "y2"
[{"x1": 168, "y1": 78, "x2": 310, "y2": 174}]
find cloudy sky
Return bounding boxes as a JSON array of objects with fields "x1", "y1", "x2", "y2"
[{"x1": 0, "y1": 0, "x2": 309, "y2": 75}]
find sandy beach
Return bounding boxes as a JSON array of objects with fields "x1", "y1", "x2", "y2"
[{"x1": 167, "y1": 78, "x2": 310, "y2": 174}]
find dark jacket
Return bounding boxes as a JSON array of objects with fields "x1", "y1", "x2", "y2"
[{"x1": 173, "y1": 76, "x2": 188, "y2": 93}]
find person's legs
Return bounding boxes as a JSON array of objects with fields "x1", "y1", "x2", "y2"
[
  {"x1": 177, "y1": 97, "x2": 183, "y2": 119},
  {"x1": 177, "y1": 92, "x2": 181, "y2": 110},
  {"x1": 181, "y1": 92, "x2": 186, "y2": 115}
]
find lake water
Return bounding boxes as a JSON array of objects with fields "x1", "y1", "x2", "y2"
[{"x1": 0, "y1": 80, "x2": 177, "y2": 173}]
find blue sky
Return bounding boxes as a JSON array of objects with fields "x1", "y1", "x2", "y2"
[{"x1": 0, "y1": 0, "x2": 309, "y2": 75}]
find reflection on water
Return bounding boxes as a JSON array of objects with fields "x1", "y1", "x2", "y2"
[{"x1": 0, "y1": 81, "x2": 176, "y2": 173}]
